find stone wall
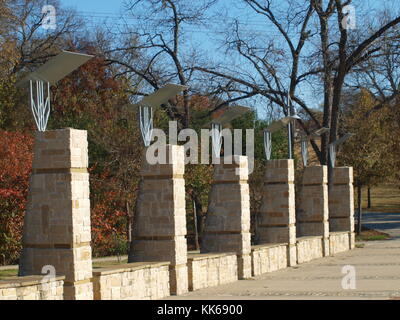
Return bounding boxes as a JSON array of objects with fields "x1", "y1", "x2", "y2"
[
  {"x1": 0, "y1": 276, "x2": 64, "y2": 300},
  {"x1": 187, "y1": 253, "x2": 238, "y2": 291},
  {"x1": 329, "y1": 167, "x2": 355, "y2": 250},
  {"x1": 201, "y1": 156, "x2": 252, "y2": 279},
  {"x1": 330, "y1": 232, "x2": 351, "y2": 255},
  {"x1": 19, "y1": 129, "x2": 93, "y2": 300},
  {"x1": 92, "y1": 262, "x2": 170, "y2": 300},
  {"x1": 129, "y1": 145, "x2": 188, "y2": 295},
  {"x1": 257, "y1": 159, "x2": 297, "y2": 266},
  {"x1": 251, "y1": 244, "x2": 288, "y2": 276},
  {"x1": 11, "y1": 128, "x2": 356, "y2": 300},
  {"x1": 296, "y1": 236, "x2": 323, "y2": 264},
  {"x1": 297, "y1": 166, "x2": 330, "y2": 256}
]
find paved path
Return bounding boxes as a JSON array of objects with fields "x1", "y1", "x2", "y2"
[
  {"x1": 363, "y1": 211, "x2": 400, "y2": 238},
  {"x1": 165, "y1": 239, "x2": 400, "y2": 300},
  {"x1": 165, "y1": 211, "x2": 400, "y2": 300}
]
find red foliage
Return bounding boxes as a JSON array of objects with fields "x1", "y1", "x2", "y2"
[
  {"x1": 89, "y1": 167, "x2": 132, "y2": 257},
  {"x1": 0, "y1": 130, "x2": 33, "y2": 264}
]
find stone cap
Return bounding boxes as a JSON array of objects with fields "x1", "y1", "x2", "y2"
[
  {"x1": 265, "y1": 159, "x2": 294, "y2": 183},
  {"x1": 329, "y1": 231, "x2": 350, "y2": 237},
  {"x1": 32, "y1": 128, "x2": 88, "y2": 170},
  {"x1": 332, "y1": 167, "x2": 353, "y2": 184},
  {"x1": 302, "y1": 165, "x2": 327, "y2": 184},
  {"x1": 92, "y1": 261, "x2": 170, "y2": 276},
  {"x1": 187, "y1": 252, "x2": 237, "y2": 261},
  {"x1": 251, "y1": 243, "x2": 288, "y2": 251},
  {"x1": 213, "y1": 155, "x2": 249, "y2": 182},
  {"x1": 0, "y1": 275, "x2": 65, "y2": 289},
  {"x1": 141, "y1": 144, "x2": 185, "y2": 176},
  {"x1": 296, "y1": 235, "x2": 323, "y2": 243}
]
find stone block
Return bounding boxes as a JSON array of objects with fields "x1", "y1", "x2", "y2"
[
  {"x1": 257, "y1": 160, "x2": 296, "y2": 249},
  {"x1": 329, "y1": 167, "x2": 355, "y2": 237},
  {"x1": 19, "y1": 128, "x2": 93, "y2": 300},
  {"x1": 129, "y1": 145, "x2": 188, "y2": 295},
  {"x1": 265, "y1": 159, "x2": 295, "y2": 183},
  {"x1": 297, "y1": 166, "x2": 329, "y2": 250},
  {"x1": 296, "y1": 237, "x2": 323, "y2": 264}
]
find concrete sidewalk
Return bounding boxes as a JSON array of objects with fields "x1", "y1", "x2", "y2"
[{"x1": 165, "y1": 239, "x2": 400, "y2": 300}]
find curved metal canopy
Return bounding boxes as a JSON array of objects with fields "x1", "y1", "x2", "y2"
[{"x1": 17, "y1": 50, "x2": 94, "y2": 86}]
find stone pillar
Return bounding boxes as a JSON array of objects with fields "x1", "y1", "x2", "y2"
[
  {"x1": 257, "y1": 159, "x2": 297, "y2": 266},
  {"x1": 297, "y1": 166, "x2": 330, "y2": 256},
  {"x1": 19, "y1": 129, "x2": 93, "y2": 300},
  {"x1": 129, "y1": 144, "x2": 188, "y2": 295},
  {"x1": 201, "y1": 156, "x2": 252, "y2": 279},
  {"x1": 329, "y1": 167, "x2": 355, "y2": 249}
]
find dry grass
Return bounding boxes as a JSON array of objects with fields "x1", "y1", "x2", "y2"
[
  {"x1": 0, "y1": 269, "x2": 18, "y2": 279},
  {"x1": 357, "y1": 184, "x2": 400, "y2": 213}
]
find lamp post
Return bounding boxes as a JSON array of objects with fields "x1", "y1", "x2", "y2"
[
  {"x1": 206, "y1": 105, "x2": 251, "y2": 158},
  {"x1": 131, "y1": 83, "x2": 187, "y2": 147},
  {"x1": 17, "y1": 50, "x2": 94, "y2": 131},
  {"x1": 264, "y1": 114, "x2": 301, "y2": 160},
  {"x1": 328, "y1": 133, "x2": 354, "y2": 168},
  {"x1": 299, "y1": 127, "x2": 330, "y2": 167}
]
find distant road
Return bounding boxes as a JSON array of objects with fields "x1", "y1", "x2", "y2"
[{"x1": 363, "y1": 212, "x2": 400, "y2": 239}]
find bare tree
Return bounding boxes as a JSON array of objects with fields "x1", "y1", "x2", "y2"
[
  {"x1": 195, "y1": 0, "x2": 400, "y2": 183},
  {"x1": 6, "y1": 0, "x2": 83, "y2": 75},
  {"x1": 104, "y1": 0, "x2": 218, "y2": 128}
]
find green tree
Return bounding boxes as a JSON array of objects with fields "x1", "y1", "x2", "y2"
[{"x1": 339, "y1": 89, "x2": 395, "y2": 234}]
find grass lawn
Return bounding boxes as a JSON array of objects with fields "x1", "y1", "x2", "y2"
[
  {"x1": 354, "y1": 184, "x2": 399, "y2": 242},
  {"x1": 355, "y1": 227, "x2": 391, "y2": 241},
  {"x1": 358, "y1": 184, "x2": 400, "y2": 213},
  {"x1": 0, "y1": 269, "x2": 18, "y2": 280}
]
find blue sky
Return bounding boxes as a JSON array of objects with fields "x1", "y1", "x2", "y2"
[
  {"x1": 60, "y1": 0, "x2": 125, "y2": 13},
  {"x1": 58, "y1": 0, "x2": 290, "y2": 119},
  {"x1": 57, "y1": 0, "x2": 399, "y2": 119}
]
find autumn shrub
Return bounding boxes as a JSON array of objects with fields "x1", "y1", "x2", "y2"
[{"x1": 0, "y1": 130, "x2": 33, "y2": 265}]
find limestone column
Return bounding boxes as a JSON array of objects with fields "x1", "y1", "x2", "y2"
[
  {"x1": 257, "y1": 159, "x2": 297, "y2": 266},
  {"x1": 201, "y1": 156, "x2": 252, "y2": 279},
  {"x1": 129, "y1": 144, "x2": 188, "y2": 295},
  {"x1": 19, "y1": 129, "x2": 93, "y2": 300},
  {"x1": 329, "y1": 167, "x2": 355, "y2": 249},
  {"x1": 297, "y1": 166, "x2": 330, "y2": 256}
]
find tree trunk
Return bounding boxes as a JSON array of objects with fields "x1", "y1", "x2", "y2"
[
  {"x1": 357, "y1": 185, "x2": 362, "y2": 235},
  {"x1": 367, "y1": 187, "x2": 372, "y2": 209},
  {"x1": 126, "y1": 201, "x2": 132, "y2": 243},
  {"x1": 128, "y1": 180, "x2": 142, "y2": 263},
  {"x1": 192, "y1": 200, "x2": 200, "y2": 251}
]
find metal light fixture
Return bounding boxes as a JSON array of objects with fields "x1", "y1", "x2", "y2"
[
  {"x1": 264, "y1": 114, "x2": 300, "y2": 159},
  {"x1": 17, "y1": 51, "x2": 94, "y2": 131},
  {"x1": 265, "y1": 115, "x2": 301, "y2": 134},
  {"x1": 301, "y1": 136, "x2": 309, "y2": 167},
  {"x1": 206, "y1": 105, "x2": 251, "y2": 158},
  {"x1": 133, "y1": 83, "x2": 188, "y2": 147},
  {"x1": 211, "y1": 123, "x2": 223, "y2": 158},
  {"x1": 329, "y1": 133, "x2": 354, "y2": 168},
  {"x1": 299, "y1": 127, "x2": 330, "y2": 167},
  {"x1": 263, "y1": 129, "x2": 272, "y2": 160},
  {"x1": 139, "y1": 106, "x2": 153, "y2": 147}
]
